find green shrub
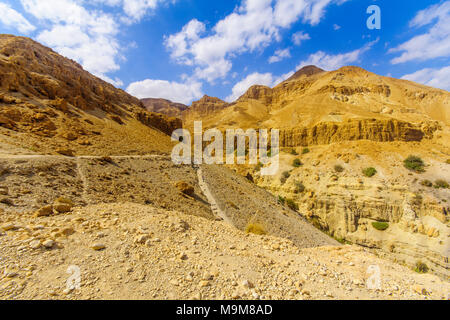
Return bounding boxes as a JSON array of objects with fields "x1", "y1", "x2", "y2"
[
  {"x1": 434, "y1": 179, "x2": 449, "y2": 189},
  {"x1": 404, "y1": 155, "x2": 425, "y2": 173},
  {"x1": 254, "y1": 162, "x2": 263, "y2": 172},
  {"x1": 372, "y1": 222, "x2": 389, "y2": 231},
  {"x1": 420, "y1": 180, "x2": 433, "y2": 187},
  {"x1": 277, "y1": 196, "x2": 286, "y2": 205},
  {"x1": 363, "y1": 167, "x2": 377, "y2": 178},
  {"x1": 446, "y1": 159, "x2": 450, "y2": 165},
  {"x1": 245, "y1": 223, "x2": 266, "y2": 235},
  {"x1": 293, "y1": 159, "x2": 303, "y2": 168},
  {"x1": 302, "y1": 148, "x2": 310, "y2": 155},
  {"x1": 286, "y1": 199, "x2": 298, "y2": 211},
  {"x1": 294, "y1": 181, "x2": 306, "y2": 193},
  {"x1": 334, "y1": 165, "x2": 344, "y2": 173},
  {"x1": 290, "y1": 149, "x2": 299, "y2": 155},
  {"x1": 414, "y1": 261, "x2": 429, "y2": 274},
  {"x1": 280, "y1": 171, "x2": 290, "y2": 184}
]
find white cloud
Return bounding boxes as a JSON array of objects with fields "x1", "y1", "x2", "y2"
[
  {"x1": 226, "y1": 70, "x2": 293, "y2": 102},
  {"x1": 333, "y1": 24, "x2": 341, "y2": 30},
  {"x1": 91, "y1": 0, "x2": 173, "y2": 22},
  {"x1": 0, "y1": 3, "x2": 35, "y2": 33},
  {"x1": 390, "y1": 2, "x2": 450, "y2": 64},
  {"x1": 401, "y1": 66, "x2": 450, "y2": 91},
  {"x1": 20, "y1": 0, "x2": 122, "y2": 84},
  {"x1": 166, "y1": 0, "x2": 347, "y2": 83},
  {"x1": 297, "y1": 39, "x2": 378, "y2": 71},
  {"x1": 292, "y1": 31, "x2": 310, "y2": 45},
  {"x1": 269, "y1": 48, "x2": 291, "y2": 63},
  {"x1": 126, "y1": 79, "x2": 203, "y2": 104}
]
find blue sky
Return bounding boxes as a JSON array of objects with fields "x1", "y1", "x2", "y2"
[{"x1": 0, "y1": 0, "x2": 449, "y2": 104}]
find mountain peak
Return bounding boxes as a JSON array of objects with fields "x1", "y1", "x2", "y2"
[{"x1": 286, "y1": 65, "x2": 325, "y2": 81}]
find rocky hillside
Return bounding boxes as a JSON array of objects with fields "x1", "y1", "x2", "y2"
[
  {"x1": 187, "y1": 66, "x2": 448, "y2": 147},
  {"x1": 0, "y1": 35, "x2": 180, "y2": 156},
  {"x1": 141, "y1": 98, "x2": 188, "y2": 118},
  {"x1": 1, "y1": 201, "x2": 448, "y2": 300},
  {"x1": 179, "y1": 65, "x2": 450, "y2": 279}
]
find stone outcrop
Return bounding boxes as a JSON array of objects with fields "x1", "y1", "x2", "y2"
[{"x1": 136, "y1": 111, "x2": 182, "y2": 136}]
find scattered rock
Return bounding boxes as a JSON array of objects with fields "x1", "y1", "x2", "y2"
[
  {"x1": 199, "y1": 281, "x2": 210, "y2": 288},
  {"x1": 0, "y1": 186, "x2": 8, "y2": 195},
  {"x1": 30, "y1": 240, "x2": 41, "y2": 249},
  {"x1": 175, "y1": 181, "x2": 195, "y2": 196},
  {"x1": 1, "y1": 223, "x2": 16, "y2": 231},
  {"x1": 56, "y1": 149, "x2": 75, "y2": 157},
  {"x1": 241, "y1": 280, "x2": 254, "y2": 289},
  {"x1": 91, "y1": 243, "x2": 106, "y2": 251},
  {"x1": 34, "y1": 205, "x2": 54, "y2": 217},
  {"x1": 43, "y1": 240, "x2": 55, "y2": 249}
]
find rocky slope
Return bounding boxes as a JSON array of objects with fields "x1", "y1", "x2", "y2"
[
  {"x1": 141, "y1": 98, "x2": 188, "y2": 118},
  {"x1": 1, "y1": 202, "x2": 449, "y2": 300},
  {"x1": 182, "y1": 65, "x2": 450, "y2": 279},
  {"x1": 234, "y1": 138, "x2": 450, "y2": 279},
  {"x1": 0, "y1": 35, "x2": 180, "y2": 156}
]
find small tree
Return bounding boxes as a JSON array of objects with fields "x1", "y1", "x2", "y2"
[
  {"x1": 246, "y1": 223, "x2": 266, "y2": 235},
  {"x1": 434, "y1": 179, "x2": 449, "y2": 189},
  {"x1": 293, "y1": 159, "x2": 303, "y2": 168},
  {"x1": 414, "y1": 261, "x2": 429, "y2": 274},
  {"x1": 363, "y1": 167, "x2": 377, "y2": 177},
  {"x1": 420, "y1": 180, "x2": 433, "y2": 187},
  {"x1": 294, "y1": 181, "x2": 306, "y2": 193},
  {"x1": 404, "y1": 155, "x2": 425, "y2": 173},
  {"x1": 286, "y1": 199, "x2": 298, "y2": 211},
  {"x1": 334, "y1": 164, "x2": 344, "y2": 173}
]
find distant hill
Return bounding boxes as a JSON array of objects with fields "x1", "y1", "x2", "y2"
[{"x1": 141, "y1": 98, "x2": 188, "y2": 118}]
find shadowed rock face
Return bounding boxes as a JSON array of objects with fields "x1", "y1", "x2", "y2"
[{"x1": 0, "y1": 35, "x2": 177, "y2": 155}]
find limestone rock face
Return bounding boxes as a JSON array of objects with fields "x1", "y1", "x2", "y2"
[{"x1": 278, "y1": 119, "x2": 429, "y2": 147}]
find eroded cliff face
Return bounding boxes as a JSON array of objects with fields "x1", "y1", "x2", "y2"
[
  {"x1": 243, "y1": 139, "x2": 450, "y2": 278},
  {"x1": 136, "y1": 112, "x2": 182, "y2": 136},
  {"x1": 278, "y1": 119, "x2": 440, "y2": 147},
  {"x1": 0, "y1": 35, "x2": 175, "y2": 155}
]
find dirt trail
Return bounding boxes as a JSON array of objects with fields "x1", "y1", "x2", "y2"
[{"x1": 196, "y1": 166, "x2": 234, "y2": 226}]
